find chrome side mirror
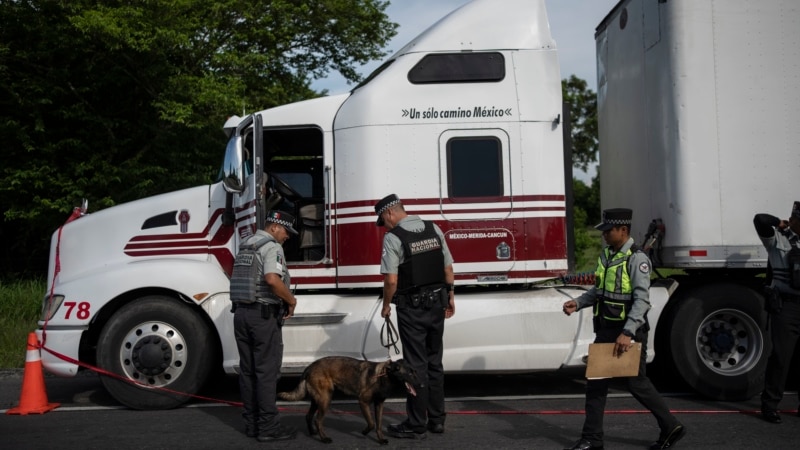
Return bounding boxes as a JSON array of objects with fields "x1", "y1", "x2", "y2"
[{"x1": 221, "y1": 136, "x2": 245, "y2": 193}]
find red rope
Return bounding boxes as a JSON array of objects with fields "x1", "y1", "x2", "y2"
[
  {"x1": 39, "y1": 342, "x2": 244, "y2": 408},
  {"x1": 43, "y1": 207, "x2": 83, "y2": 346},
  {"x1": 442, "y1": 409, "x2": 771, "y2": 415},
  {"x1": 35, "y1": 333, "x2": 799, "y2": 415}
]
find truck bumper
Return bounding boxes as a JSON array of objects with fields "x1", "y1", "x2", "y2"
[{"x1": 35, "y1": 328, "x2": 82, "y2": 377}]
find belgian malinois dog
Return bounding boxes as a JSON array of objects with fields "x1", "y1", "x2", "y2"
[{"x1": 278, "y1": 356, "x2": 418, "y2": 444}]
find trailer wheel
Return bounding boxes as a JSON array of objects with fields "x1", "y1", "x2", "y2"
[
  {"x1": 97, "y1": 296, "x2": 216, "y2": 410},
  {"x1": 668, "y1": 283, "x2": 768, "y2": 401}
]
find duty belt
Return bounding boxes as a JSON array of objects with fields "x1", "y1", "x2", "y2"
[
  {"x1": 393, "y1": 285, "x2": 447, "y2": 309},
  {"x1": 233, "y1": 302, "x2": 282, "y2": 317}
]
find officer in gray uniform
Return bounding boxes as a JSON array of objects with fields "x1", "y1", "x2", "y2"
[
  {"x1": 562, "y1": 208, "x2": 684, "y2": 450},
  {"x1": 375, "y1": 194, "x2": 455, "y2": 440},
  {"x1": 230, "y1": 210, "x2": 298, "y2": 442},
  {"x1": 755, "y1": 201, "x2": 800, "y2": 424}
]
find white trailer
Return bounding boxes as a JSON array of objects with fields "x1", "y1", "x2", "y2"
[{"x1": 597, "y1": 0, "x2": 800, "y2": 400}]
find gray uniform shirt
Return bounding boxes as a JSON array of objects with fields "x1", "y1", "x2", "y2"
[
  {"x1": 573, "y1": 237, "x2": 651, "y2": 336},
  {"x1": 247, "y1": 229, "x2": 291, "y2": 295},
  {"x1": 380, "y1": 216, "x2": 454, "y2": 274}
]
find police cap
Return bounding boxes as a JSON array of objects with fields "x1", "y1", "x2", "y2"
[
  {"x1": 595, "y1": 208, "x2": 633, "y2": 231},
  {"x1": 375, "y1": 194, "x2": 401, "y2": 226},
  {"x1": 265, "y1": 210, "x2": 298, "y2": 235}
]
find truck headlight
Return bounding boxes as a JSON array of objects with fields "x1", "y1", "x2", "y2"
[{"x1": 41, "y1": 295, "x2": 65, "y2": 321}]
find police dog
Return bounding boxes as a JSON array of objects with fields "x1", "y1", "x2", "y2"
[{"x1": 278, "y1": 356, "x2": 418, "y2": 444}]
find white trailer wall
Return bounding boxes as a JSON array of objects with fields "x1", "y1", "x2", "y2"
[{"x1": 597, "y1": 0, "x2": 800, "y2": 268}]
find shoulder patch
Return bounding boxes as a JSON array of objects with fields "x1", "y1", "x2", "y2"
[{"x1": 638, "y1": 261, "x2": 650, "y2": 274}]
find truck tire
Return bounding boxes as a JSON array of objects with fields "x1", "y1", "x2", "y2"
[
  {"x1": 96, "y1": 296, "x2": 216, "y2": 410},
  {"x1": 667, "y1": 283, "x2": 768, "y2": 401}
]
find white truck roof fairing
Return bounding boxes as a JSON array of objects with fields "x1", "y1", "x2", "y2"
[
  {"x1": 331, "y1": 0, "x2": 563, "y2": 209},
  {"x1": 392, "y1": 0, "x2": 554, "y2": 56},
  {"x1": 596, "y1": 0, "x2": 800, "y2": 268}
]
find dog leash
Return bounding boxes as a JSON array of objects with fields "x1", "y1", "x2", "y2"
[{"x1": 381, "y1": 316, "x2": 401, "y2": 357}]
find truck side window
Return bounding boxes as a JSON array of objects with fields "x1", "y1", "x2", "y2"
[
  {"x1": 408, "y1": 52, "x2": 505, "y2": 84},
  {"x1": 243, "y1": 131, "x2": 254, "y2": 177},
  {"x1": 446, "y1": 137, "x2": 503, "y2": 200}
]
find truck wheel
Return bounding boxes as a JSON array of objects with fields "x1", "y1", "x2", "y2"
[
  {"x1": 97, "y1": 296, "x2": 216, "y2": 410},
  {"x1": 668, "y1": 283, "x2": 768, "y2": 401}
]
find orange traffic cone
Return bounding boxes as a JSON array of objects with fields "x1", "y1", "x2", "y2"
[{"x1": 6, "y1": 332, "x2": 60, "y2": 415}]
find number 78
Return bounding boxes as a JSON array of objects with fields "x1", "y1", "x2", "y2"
[{"x1": 63, "y1": 301, "x2": 91, "y2": 320}]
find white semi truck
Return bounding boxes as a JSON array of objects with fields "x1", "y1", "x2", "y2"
[
  {"x1": 38, "y1": 0, "x2": 785, "y2": 410},
  {"x1": 596, "y1": 0, "x2": 800, "y2": 400}
]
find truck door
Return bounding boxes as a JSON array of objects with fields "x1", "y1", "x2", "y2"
[
  {"x1": 259, "y1": 126, "x2": 329, "y2": 265},
  {"x1": 438, "y1": 129, "x2": 516, "y2": 274},
  {"x1": 221, "y1": 114, "x2": 263, "y2": 252},
  {"x1": 222, "y1": 119, "x2": 333, "y2": 268}
]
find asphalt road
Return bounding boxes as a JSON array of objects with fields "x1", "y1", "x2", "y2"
[{"x1": 1, "y1": 368, "x2": 799, "y2": 449}]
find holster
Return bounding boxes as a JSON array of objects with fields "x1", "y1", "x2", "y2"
[
  {"x1": 277, "y1": 303, "x2": 287, "y2": 327},
  {"x1": 260, "y1": 303, "x2": 283, "y2": 321},
  {"x1": 763, "y1": 286, "x2": 783, "y2": 314}
]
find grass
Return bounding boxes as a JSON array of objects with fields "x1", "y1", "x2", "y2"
[{"x1": 0, "y1": 278, "x2": 44, "y2": 368}]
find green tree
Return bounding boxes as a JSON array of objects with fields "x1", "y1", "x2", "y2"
[
  {"x1": 573, "y1": 173, "x2": 601, "y2": 226},
  {"x1": 572, "y1": 175, "x2": 601, "y2": 272},
  {"x1": 562, "y1": 74, "x2": 598, "y2": 173},
  {"x1": 563, "y1": 75, "x2": 601, "y2": 268},
  {"x1": 0, "y1": 0, "x2": 396, "y2": 276}
]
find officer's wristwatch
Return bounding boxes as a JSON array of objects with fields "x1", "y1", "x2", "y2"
[{"x1": 622, "y1": 329, "x2": 635, "y2": 338}]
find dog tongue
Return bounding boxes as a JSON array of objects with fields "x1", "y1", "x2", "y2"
[{"x1": 404, "y1": 382, "x2": 417, "y2": 397}]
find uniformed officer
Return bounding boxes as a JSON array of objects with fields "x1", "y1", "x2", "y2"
[
  {"x1": 562, "y1": 208, "x2": 685, "y2": 450},
  {"x1": 230, "y1": 210, "x2": 298, "y2": 442},
  {"x1": 755, "y1": 201, "x2": 800, "y2": 424},
  {"x1": 375, "y1": 194, "x2": 456, "y2": 439}
]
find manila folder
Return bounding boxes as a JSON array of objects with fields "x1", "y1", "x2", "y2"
[{"x1": 585, "y1": 342, "x2": 641, "y2": 379}]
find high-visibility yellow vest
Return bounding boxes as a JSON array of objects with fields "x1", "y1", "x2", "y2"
[{"x1": 593, "y1": 246, "x2": 635, "y2": 322}]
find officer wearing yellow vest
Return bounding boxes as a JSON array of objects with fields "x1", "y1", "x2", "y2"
[{"x1": 562, "y1": 208, "x2": 685, "y2": 450}]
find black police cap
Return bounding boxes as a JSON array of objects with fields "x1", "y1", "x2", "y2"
[
  {"x1": 265, "y1": 210, "x2": 298, "y2": 235},
  {"x1": 374, "y1": 194, "x2": 401, "y2": 226},
  {"x1": 595, "y1": 208, "x2": 632, "y2": 231}
]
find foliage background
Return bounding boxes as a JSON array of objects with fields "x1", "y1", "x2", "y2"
[
  {"x1": 0, "y1": 1, "x2": 602, "y2": 367},
  {"x1": 0, "y1": 0, "x2": 398, "y2": 276}
]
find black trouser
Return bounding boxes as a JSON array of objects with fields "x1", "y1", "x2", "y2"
[
  {"x1": 581, "y1": 327, "x2": 678, "y2": 446},
  {"x1": 761, "y1": 300, "x2": 800, "y2": 412},
  {"x1": 234, "y1": 303, "x2": 283, "y2": 434},
  {"x1": 396, "y1": 304, "x2": 446, "y2": 432}
]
